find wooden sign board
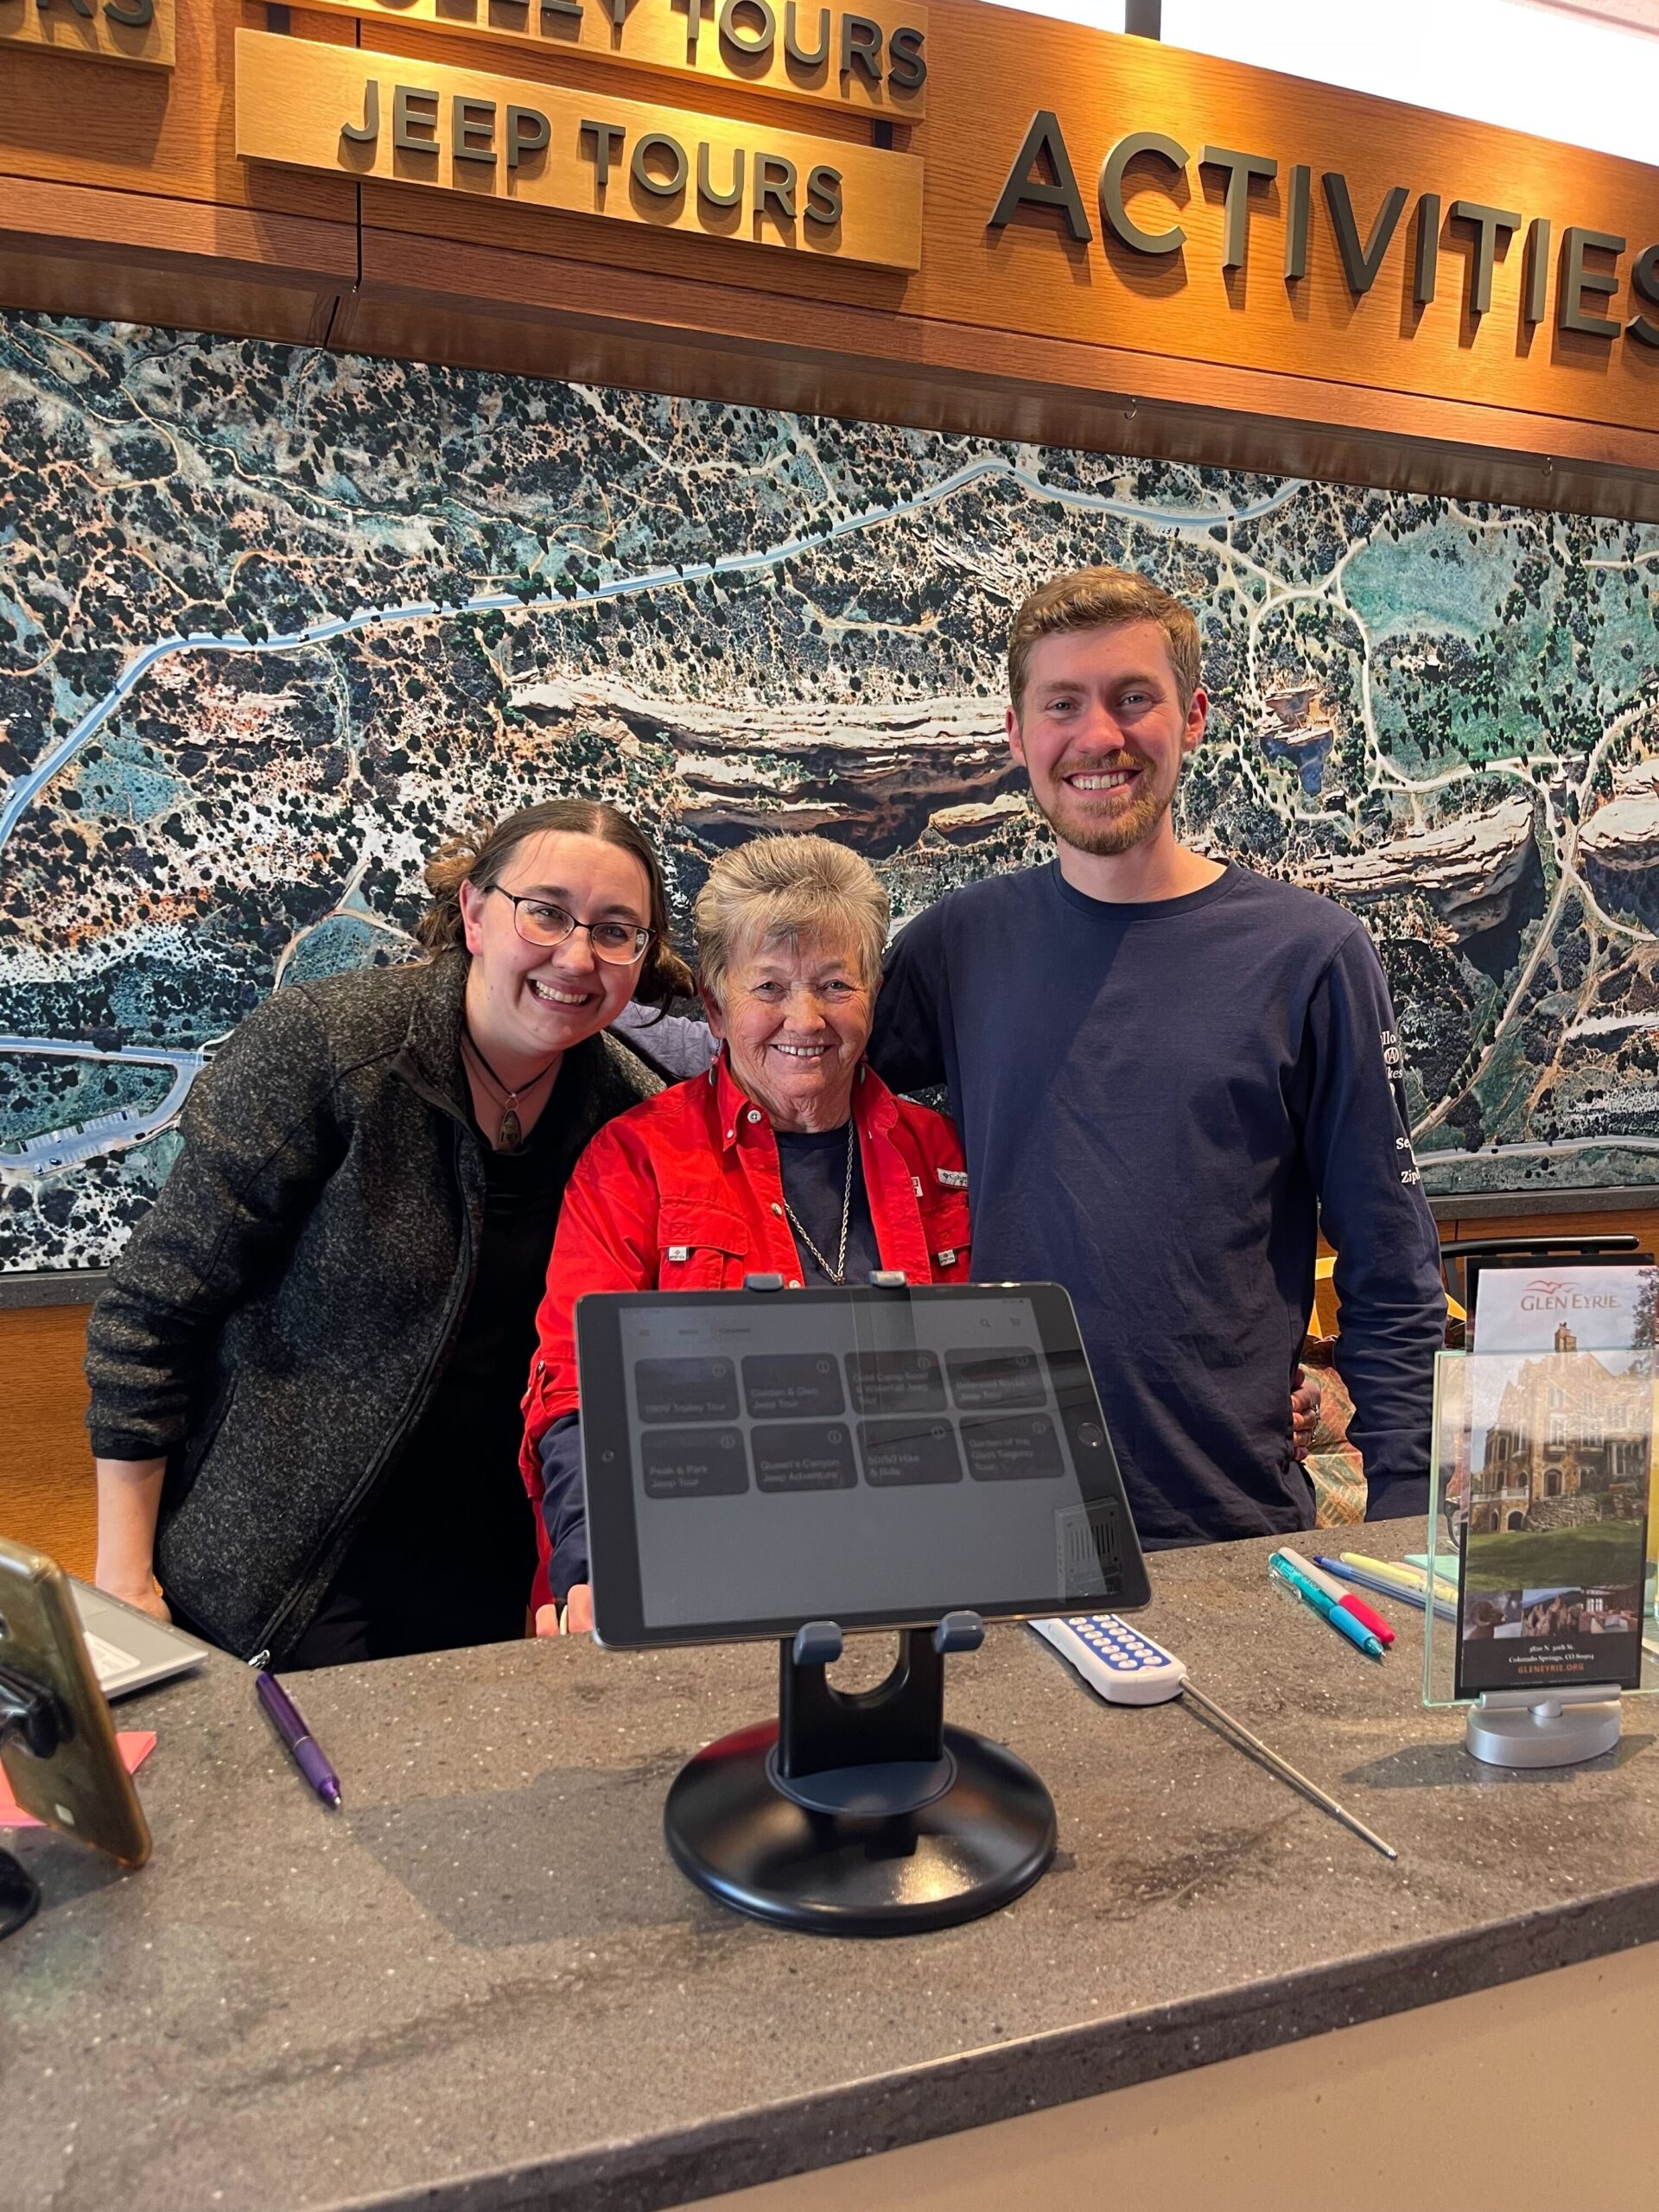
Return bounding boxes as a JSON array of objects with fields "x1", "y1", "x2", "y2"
[
  {"x1": 299, "y1": 0, "x2": 928, "y2": 119},
  {"x1": 233, "y1": 29, "x2": 925, "y2": 270},
  {"x1": 941, "y1": 29, "x2": 1659, "y2": 441},
  {"x1": 0, "y1": 0, "x2": 173, "y2": 68}
]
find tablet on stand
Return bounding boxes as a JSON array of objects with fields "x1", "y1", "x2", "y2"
[{"x1": 576, "y1": 1276, "x2": 1151, "y2": 1936}]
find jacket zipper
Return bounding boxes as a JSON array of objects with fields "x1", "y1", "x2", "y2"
[{"x1": 251, "y1": 1105, "x2": 482, "y2": 1658}]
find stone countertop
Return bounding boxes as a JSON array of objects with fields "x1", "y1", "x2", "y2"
[{"x1": 10, "y1": 1520, "x2": 1659, "y2": 2212}]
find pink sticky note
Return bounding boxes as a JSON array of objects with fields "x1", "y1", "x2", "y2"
[{"x1": 0, "y1": 1730, "x2": 156, "y2": 1828}]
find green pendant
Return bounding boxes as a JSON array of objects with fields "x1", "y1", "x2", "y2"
[{"x1": 497, "y1": 1108, "x2": 522, "y2": 1153}]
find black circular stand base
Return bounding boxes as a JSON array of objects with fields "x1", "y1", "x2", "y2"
[
  {"x1": 0, "y1": 1847, "x2": 41, "y2": 1942},
  {"x1": 664, "y1": 1719, "x2": 1057, "y2": 1936}
]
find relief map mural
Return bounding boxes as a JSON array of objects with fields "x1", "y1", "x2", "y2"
[{"x1": 3, "y1": 311, "x2": 1659, "y2": 1273}]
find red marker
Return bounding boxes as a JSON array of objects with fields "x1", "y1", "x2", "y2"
[{"x1": 1278, "y1": 1549, "x2": 1396, "y2": 1648}]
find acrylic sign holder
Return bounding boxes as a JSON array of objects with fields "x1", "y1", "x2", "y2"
[
  {"x1": 1426, "y1": 1351, "x2": 1658, "y2": 1769},
  {"x1": 1461, "y1": 1684, "x2": 1622, "y2": 1768}
]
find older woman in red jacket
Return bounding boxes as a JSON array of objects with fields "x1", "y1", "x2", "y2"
[{"x1": 519, "y1": 834, "x2": 971, "y2": 1633}]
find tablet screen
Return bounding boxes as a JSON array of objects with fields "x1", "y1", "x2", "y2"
[{"x1": 578, "y1": 1283, "x2": 1150, "y2": 1644}]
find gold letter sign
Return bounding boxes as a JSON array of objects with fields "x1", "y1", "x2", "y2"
[
  {"x1": 0, "y1": 0, "x2": 174, "y2": 68},
  {"x1": 233, "y1": 29, "x2": 924, "y2": 272},
  {"x1": 292, "y1": 0, "x2": 926, "y2": 120}
]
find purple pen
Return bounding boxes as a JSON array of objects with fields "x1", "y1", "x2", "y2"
[{"x1": 256, "y1": 1669, "x2": 343, "y2": 1808}]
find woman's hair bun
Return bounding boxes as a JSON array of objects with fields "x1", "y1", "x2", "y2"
[{"x1": 415, "y1": 823, "x2": 494, "y2": 952}]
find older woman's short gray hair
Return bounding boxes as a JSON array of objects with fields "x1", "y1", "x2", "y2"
[{"x1": 694, "y1": 834, "x2": 890, "y2": 1006}]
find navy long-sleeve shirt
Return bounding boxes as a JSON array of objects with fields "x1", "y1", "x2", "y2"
[{"x1": 868, "y1": 861, "x2": 1446, "y2": 1548}]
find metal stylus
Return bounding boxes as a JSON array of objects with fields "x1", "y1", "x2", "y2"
[{"x1": 1179, "y1": 1678, "x2": 1398, "y2": 1861}]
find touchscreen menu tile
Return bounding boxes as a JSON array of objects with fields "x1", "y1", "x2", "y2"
[
  {"x1": 752, "y1": 1422, "x2": 857, "y2": 1491},
  {"x1": 742, "y1": 1354, "x2": 845, "y2": 1419},
  {"x1": 960, "y1": 1412, "x2": 1064, "y2": 1481},
  {"x1": 857, "y1": 1417, "x2": 964, "y2": 1485},
  {"x1": 634, "y1": 1357, "x2": 740, "y2": 1422},
  {"x1": 846, "y1": 1351, "x2": 946, "y2": 1414},
  {"x1": 944, "y1": 1347, "x2": 1046, "y2": 1409},
  {"x1": 641, "y1": 1427, "x2": 750, "y2": 1497}
]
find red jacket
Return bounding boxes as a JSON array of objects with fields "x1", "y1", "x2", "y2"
[{"x1": 518, "y1": 1054, "x2": 971, "y2": 1603}]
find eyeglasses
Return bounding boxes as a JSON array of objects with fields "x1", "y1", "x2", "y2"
[{"x1": 488, "y1": 887, "x2": 654, "y2": 965}]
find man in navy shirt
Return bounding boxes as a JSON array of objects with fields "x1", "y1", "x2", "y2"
[{"x1": 869, "y1": 567, "x2": 1446, "y2": 1548}]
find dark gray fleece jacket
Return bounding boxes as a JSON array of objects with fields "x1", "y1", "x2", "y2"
[{"x1": 84, "y1": 950, "x2": 658, "y2": 1661}]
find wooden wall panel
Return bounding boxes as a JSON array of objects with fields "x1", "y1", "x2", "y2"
[
  {"x1": 0, "y1": 251, "x2": 346, "y2": 344},
  {"x1": 0, "y1": 251, "x2": 343, "y2": 343},
  {"x1": 911, "y1": 12, "x2": 1659, "y2": 439},
  {"x1": 0, "y1": 0, "x2": 1629, "y2": 469},
  {"x1": 0, "y1": 0, "x2": 357, "y2": 224},
  {"x1": 0, "y1": 174, "x2": 356, "y2": 271},
  {"x1": 297, "y1": 0, "x2": 930, "y2": 120},
  {"x1": 3, "y1": 0, "x2": 1659, "y2": 500},
  {"x1": 236, "y1": 29, "x2": 926, "y2": 271},
  {"x1": 1440, "y1": 1209, "x2": 1659, "y2": 1249},
  {"x1": 1437, "y1": 1208, "x2": 1659, "y2": 1312},
  {"x1": 349, "y1": 210, "x2": 1659, "y2": 475},
  {"x1": 1304, "y1": 1211, "x2": 1659, "y2": 1331},
  {"x1": 0, "y1": 1307, "x2": 94, "y2": 1581},
  {"x1": 334, "y1": 1, "x2": 1659, "y2": 448}
]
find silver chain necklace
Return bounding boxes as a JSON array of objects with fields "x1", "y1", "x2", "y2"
[{"x1": 779, "y1": 1122, "x2": 856, "y2": 1286}]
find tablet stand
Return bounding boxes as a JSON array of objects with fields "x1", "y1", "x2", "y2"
[
  {"x1": 663, "y1": 1612, "x2": 1057, "y2": 1936},
  {"x1": 0, "y1": 1662, "x2": 60, "y2": 1938},
  {"x1": 1465, "y1": 1682, "x2": 1624, "y2": 1769}
]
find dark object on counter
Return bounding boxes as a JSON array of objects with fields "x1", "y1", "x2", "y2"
[
  {"x1": 1438, "y1": 1232, "x2": 1643, "y2": 1343},
  {"x1": 580, "y1": 1276, "x2": 1148, "y2": 1934},
  {"x1": 0, "y1": 1538, "x2": 152, "y2": 1938},
  {"x1": 254, "y1": 1668, "x2": 342, "y2": 1808},
  {"x1": 664, "y1": 1613, "x2": 1056, "y2": 1936}
]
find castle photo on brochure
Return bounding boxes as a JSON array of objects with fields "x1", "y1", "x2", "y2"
[{"x1": 1455, "y1": 1275, "x2": 1656, "y2": 1697}]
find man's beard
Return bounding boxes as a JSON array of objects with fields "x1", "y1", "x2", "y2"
[{"x1": 1033, "y1": 756, "x2": 1179, "y2": 856}]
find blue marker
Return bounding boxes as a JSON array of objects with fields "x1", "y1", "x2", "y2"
[{"x1": 1269, "y1": 1551, "x2": 1385, "y2": 1659}]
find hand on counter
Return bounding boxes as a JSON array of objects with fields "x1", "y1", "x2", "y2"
[
  {"x1": 96, "y1": 1572, "x2": 172, "y2": 1624},
  {"x1": 1291, "y1": 1365, "x2": 1321, "y2": 1463},
  {"x1": 534, "y1": 1584, "x2": 594, "y2": 1637}
]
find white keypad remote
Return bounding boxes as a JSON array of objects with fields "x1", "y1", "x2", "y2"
[{"x1": 1031, "y1": 1614, "x2": 1188, "y2": 1706}]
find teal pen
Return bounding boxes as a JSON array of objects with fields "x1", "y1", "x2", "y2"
[{"x1": 1269, "y1": 1552, "x2": 1385, "y2": 1659}]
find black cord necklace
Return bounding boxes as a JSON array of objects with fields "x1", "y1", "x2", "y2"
[{"x1": 461, "y1": 1027, "x2": 561, "y2": 1153}]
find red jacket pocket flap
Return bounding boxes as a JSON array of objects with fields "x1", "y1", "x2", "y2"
[
  {"x1": 918, "y1": 1189, "x2": 971, "y2": 1243},
  {"x1": 657, "y1": 1198, "x2": 749, "y2": 1259}
]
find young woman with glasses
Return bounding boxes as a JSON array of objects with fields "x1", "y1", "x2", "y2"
[{"x1": 86, "y1": 798, "x2": 693, "y2": 1668}]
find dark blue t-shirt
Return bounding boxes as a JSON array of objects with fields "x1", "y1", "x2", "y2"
[
  {"x1": 774, "y1": 1127, "x2": 880, "y2": 1288},
  {"x1": 868, "y1": 861, "x2": 1446, "y2": 1549}
]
